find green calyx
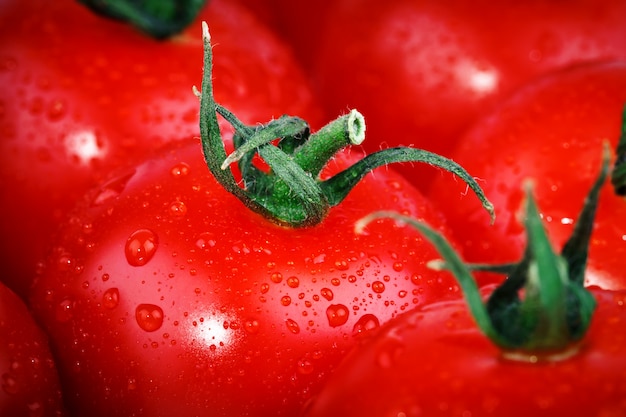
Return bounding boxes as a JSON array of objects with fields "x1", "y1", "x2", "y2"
[
  {"x1": 198, "y1": 22, "x2": 495, "y2": 228},
  {"x1": 357, "y1": 144, "x2": 611, "y2": 360},
  {"x1": 611, "y1": 104, "x2": 626, "y2": 196},
  {"x1": 77, "y1": 0, "x2": 207, "y2": 39}
]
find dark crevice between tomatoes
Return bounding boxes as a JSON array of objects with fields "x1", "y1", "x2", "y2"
[
  {"x1": 77, "y1": 0, "x2": 207, "y2": 39},
  {"x1": 611, "y1": 104, "x2": 626, "y2": 196},
  {"x1": 196, "y1": 21, "x2": 495, "y2": 228},
  {"x1": 357, "y1": 143, "x2": 612, "y2": 362}
]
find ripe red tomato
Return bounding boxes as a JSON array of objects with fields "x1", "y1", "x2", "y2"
[
  {"x1": 0, "y1": 0, "x2": 323, "y2": 299},
  {"x1": 1, "y1": 282, "x2": 66, "y2": 417},
  {"x1": 302, "y1": 288, "x2": 626, "y2": 417},
  {"x1": 311, "y1": 0, "x2": 626, "y2": 189},
  {"x1": 428, "y1": 61, "x2": 626, "y2": 290},
  {"x1": 233, "y1": 0, "x2": 334, "y2": 69},
  {"x1": 305, "y1": 164, "x2": 626, "y2": 417},
  {"x1": 28, "y1": 133, "x2": 469, "y2": 416}
]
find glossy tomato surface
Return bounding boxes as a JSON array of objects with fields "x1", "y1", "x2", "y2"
[
  {"x1": 303, "y1": 288, "x2": 626, "y2": 417},
  {"x1": 0, "y1": 0, "x2": 323, "y2": 299},
  {"x1": 312, "y1": 0, "x2": 626, "y2": 189},
  {"x1": 1, "y1": 282, "x2": 66, "y2": 417},
  {"x1": 428, "y1": 61, "x2": 626, "y2": 290},
  {"x1": 29, "y1": 138, "x2": 463, "y2": 417}
]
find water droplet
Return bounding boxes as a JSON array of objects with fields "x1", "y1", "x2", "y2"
[
  {"x1": 398, "y1": 290, "x2": 407, "y2": 298},
  {"x1": 125, "y1": 229, "x2": 158, "y2": 266},
  {"x1": 170, "y1": 162, "x2": 190, "y2": 177},
  {"x1": 330, "y1": 278, "x2": 340, "y2": 286},
  {"x1": 135, "y1": 304, "x2": 164, "y2": 332},
  {"x1": 281, "y1": 296, "x2": 292, "y2": 306},
  {"x1": 56, "y1": 297, "x2": 75, "y2": 322},
  {"x1": 326, "y1": 304, "x2": 349, "y2": 327},
  {"x1": 285, "y1": 318, "x2": 300, "y2": 334},
  {"x1": 352, "y1": 314, "x2": 380, "y2": 336},
  {"x1": 260, "y1": 283, "x2": 270, "y2": 294},
  {"x1": 297, "y1": 358, "x2": 314, "y2": 375},
  {"x1": 102, "y1": 288, "x2": 120, "y2": 309},
  {"x1": 244, "y1": 319, "x2": 260, "y2": 334},
  {"x1": 47, "y1": 99, "x2": 66, "y2": 121},
  {"x1": 270, "y1": 272, "x2": 283, "y2": 284},
  {"x1": 195, "y1": 232, "x2": 216, "y2": 250},
  {"x1": 372, "y1": 281, "x2": 385, "y2": 293},
  {"x1": 287, "y1": 276, "x2": 300, "y2": 288},
  {"x1": 335, "y1": 260, "x2": 349, "y2": 271},
  {"x1": 393, "y1": 262, "x2": 404, "y2": 272},
  {"x1": 92, "y1": 171, "x2": 135, "y2": 206},
  {"x1": 169, "y1": 200, "x2": 187, "y2": 217},
  {"x1": 320, "y1": 288, "x2": 333, "y2": 301}
]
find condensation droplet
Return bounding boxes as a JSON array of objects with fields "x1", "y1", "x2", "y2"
[
  {"x1": 135, "y1": 304, "x2": 164, "y2": 332},
  {"x1": 91, "y1": 171, "x2": 135, "y2": 206},
  {"x1": 244, "y1": 319, "x2": 260, "y2": 334},
  {"x1": 102, "y1": 288, "x2": 120, "y2": 309},
  {"x1": 297, "y1": 358, "x2": 314, "y2": 375},
  {"x1": 372, "y1": 281, "x2": 385, "y2": 293},
  {"x1": 326, "y1": 304, "x2": 349, "y2": 327},
  {"x1": 393, "y1": 262, "x2": 404, "y2": 272},
  {"x1": 170, "y1": 162, "x2": 190, "y2": 177},
  {"x1": 270, "y1": 272, "x2": 283, "y2": 284},
  {"x1": 285, "y1": 318, "x2": 300, "y2": 334},
  {"x1": 195, "y1": 232, "x2": 216, "y2": 250},
  {"x1": 47, "y1": 99, "x2": 66, "y2": 121},
  {"x1": 260, "y1": 283, "x2": 270, "y2": 294},
  {"x1": 281, "y1": 296, "x2": 292, "y2": 307},
  {"x1": 169, "y1": 200, "x2": 187, "y2": 217},
  {"x1": 125, "y1": 229, "x2": 158, "y2": 266},
  {"x1": 287, "y1": 276, "x2": 300, "y2": 288},
  {"x1": 335, "y1": 260, "x2": 349, "y2": 271},
  {"x1": 352, "y1": 314, "x2": 380, "y2": 336},
  {"x1": 320, "y1": 288, "x2": 333, "y2": 301},
  {"x1": 56, "y1": 297, "x2": 75, "y2": 322}
]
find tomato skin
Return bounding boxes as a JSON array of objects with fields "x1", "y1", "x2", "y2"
[
  {"x1": 0, "y1": 282, "x2": 66, "y2": 417},
  {"x1": 302, "y1": 288, "x2": 626, "y2": 417},
  {"x1": 312, "y1": 0, "x2": 626, "y2": 189},
  {"x1": 29, "y1": 138, "x2": 462, "y2": 417},
  {"x1": 427, "y1": 62, "x2": 626, "y2": 290},
  {"x1": 0, "y1": 0, "x2": 323, "y2": 300}
]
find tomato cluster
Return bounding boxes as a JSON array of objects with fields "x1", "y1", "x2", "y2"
[{"x1": 2, "y1": 1, "x2": 625, "y2": 416}]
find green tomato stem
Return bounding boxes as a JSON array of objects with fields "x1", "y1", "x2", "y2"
[
  {"x1": 198, "y1": 21, "x2": 495, "y2": 227},
  {"x1": 77, "y1": 0, "x2": 206, "y2": 39}
]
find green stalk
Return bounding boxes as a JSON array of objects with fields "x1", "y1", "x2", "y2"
[
  {"x1": 197, "y1": 22, "x2": 494, "y2": 227},
  {"x1": 357, "y1": 144, "x2": 611, "y2": 359}
]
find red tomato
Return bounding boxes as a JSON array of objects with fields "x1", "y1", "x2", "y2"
[
  {"x1": 302, "y1": 288, "x2": 626, "y2": 417},
  {"x1": 1, "y1": 282, "x2": 66, "y2": 417},
  {"x1": 311, "y1": 0, "x2": 626, "y2": 189},
  {"x1": 0, "y1": 0, "x2": 323, "y2": 299},
  {"x1": 306, "y1": 165, "x2": 625, "y2": 417},
  {"x1": 233, "y1": 0, "x2": 334, "y2": 69},
  {"x1": 28, "y1": 134, "x2": 467, "y2": 416},
  {"x1": 428, "y1": 61, "x2": 626, "y2": 290}
]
